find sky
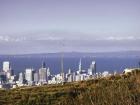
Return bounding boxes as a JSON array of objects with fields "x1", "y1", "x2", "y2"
[{"x1": 0, "y1": 0, "x2": 140, "y2": 54}]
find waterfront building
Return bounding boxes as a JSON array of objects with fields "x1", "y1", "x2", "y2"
[
  {"x1": 102, "y1": 71, "x2": 109, "y2": 77},
  {"x1": 73, "y1": 72, "x2": 76, "y2": 81},
  {"x1": 79, "y1": 59, "x2": 82, "y2": 72},
  {"x1": 19, "y1": 72, "x2": 24, "y2": 84},
  {"x1": 0, "y1": 72, "x2": 7, "y2": 84},
  {"x1": 75, "y1": 74, "x2": 81, "y2": 81},
  {"x1": 67, "y1": 74, "x2": 73, "y2": 82},
  {"x1": 47, "y1": 67, "x2": 52, "y2": 80},
  {"x1": 34, "y1": 71, "x2": 39, "y2": 83},
  {"x1": 47, "y1": 68, "x2": 51, "y2": 76},
  {"x1": 2, "y1": 61, "x2": 14, "y2": 79},
  {"x1": 56, "y1": 73, "x2": 63, "y2": 84},
  {"x1": 66, "y1": 68, "x2": 73, "y2": 82},
  {"x1": 39, "y1": 62, "x2": 47, "y2": 83},
  {"x1": 25, "y1": 68, "x2": 34, "y2": 83},
  {"x1": 88, "y1": 61, "x2": 96, "y2": 75},
  {"x1": 0, "y1": 60, "x2": 104, "y2": 88},
  {"x1": 3, "y1": 61, "x2": 10, "y2": 72}
]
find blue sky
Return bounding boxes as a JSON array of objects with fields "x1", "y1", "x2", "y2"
[{"x1": 0, "y1": 0, "x2": 140, "y2": 54}]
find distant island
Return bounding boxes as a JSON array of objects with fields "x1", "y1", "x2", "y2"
[{"x1": 1, "y1": 51, "x2": 140, "y2": 58}]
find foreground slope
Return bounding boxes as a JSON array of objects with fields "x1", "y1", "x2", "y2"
[{"x1": 0, "y1": 69, "x2": 140, "y2": 105}]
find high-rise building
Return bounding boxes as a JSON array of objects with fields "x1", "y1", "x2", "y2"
[
  {"x1": 42, "y1": 61, "x2": 46, "y2": 68},
  {"x1": 68, "y1": 68, "x2": 72, "y2": 74},
  {"x1": 47, "y1": 68, "x2": 51, "y2": 76},
  {"x1": 67, "y1": 68, "x2": 73, "y2": 82},
  {"x1": 77, "y1": 59, "x2": 82, "y2": 74},
  {"x1": 61, "y1": 53, "x2": 65, "y2": 85},
  {"x1": 88, "y1": 61, "x2": 96, "y2": 75},
  {"x1": 79, "y1": 59, "x2": 82, "y2": 72},
  {"x1": 19, "y1": 72, "x2": 24, "y2": 83},
  {"x1": 34, "y1": 71, "x2": 39, "y2": 83},
  {"x1": 3, "y1": 61, "x2": 10, "y2": 72},
  {"x1": 25, "y1": 68, "x2": 34, "y2": 82},
  {"x1": 0, "y1": 72, "x2": 7, "y2": 84},
  {"x1": 2, "y1": 61, "x2": 14, "y2": 79},
  {"x1": 39, "y1": 62, "x2": 47, "y2": 83}
]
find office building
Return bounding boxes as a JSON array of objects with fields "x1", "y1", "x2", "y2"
[
  {"x1": 39, "y1": 62, "x2": 47, "y2": 83},
  {"x1": 19, "y1": 72, "x2": 24, "y2": 84},
  {"x1": 34, "y1": 71, "x2": 39, "y2": 83},
  {"x1": 25, "y1": 68, "x2": 34, "y2": 82},
  {"x1": 3, "y1": 61, "x2": 10, "y2": 72},
  {"x1": 88, "y1": 61, "x2": 96, "y2": 75}
]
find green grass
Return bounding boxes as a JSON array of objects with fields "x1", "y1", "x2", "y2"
[{"x1": 0, "y1": 69, "x2": 140, "y2": 105}]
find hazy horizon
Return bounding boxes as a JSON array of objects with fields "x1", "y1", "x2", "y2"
[{"x1": 0, "y1": 0, "x2": 140, "y2": 54}]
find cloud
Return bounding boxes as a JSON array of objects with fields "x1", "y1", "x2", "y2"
[
  {"x1": 0, "y1": 31, "x2": 140, "y2": 54},
  {"x1": 96, "y1": 36, "x2": 140, "y2": 41},
  {"x1": 0, "y1": 35, "x2": 26, "y2": 42},
  {"x1": 34, "y1": 36, "x2": 63, "y2": 41}
]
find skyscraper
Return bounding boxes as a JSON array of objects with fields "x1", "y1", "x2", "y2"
[
  {"x1": 3, "y1": 61, "x2": 10, "y2": 72},
  {"x1": 79, "y1": 59, "x2": 82, "y2": 72},
  {"x1": 67, "y1": 68, "x2": 73, "y2": 82},
  {"x1": 39, "y1": 62, "x2": 47, "y2": 83},
  {"x1": 47, "y1": 68, "x2": 51, "y2": 76},
  {"x1": 34, "y1": 71, "x2": 39, "y2": 83},
  {"x1": 2, "y1": 61, "x2": 13, "y2": 79},
  {"x1": 25, "y1": 68, "x2": 34, "y2": 82},
  {"x1": 88, "y1": 61, "x2": 96, "y2": 75},
  {"x1": 61, "y1": 53, "x2": 64, "y2": 85},
  {"x1": 19, "y1": 72, "x2": 24, "y2": 84},
  {"x1": 0, "y1": 72, "x2": 7, "y2": 84},
  {"x1": 42, "y1": 61, "x2": 46, "y2": 68}
]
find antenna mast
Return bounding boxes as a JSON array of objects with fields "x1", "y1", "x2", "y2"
[{"x1": 61, "y1": 41, "x2": 64, "y2": 85}]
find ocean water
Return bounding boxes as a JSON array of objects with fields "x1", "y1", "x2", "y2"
[{"x1": 0, "y1": 56, "x2": 140, "y2": 75}]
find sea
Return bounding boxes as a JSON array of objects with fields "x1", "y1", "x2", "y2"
[{"x1": 0, "y1": 53, "x2": 140, "y2": 75}]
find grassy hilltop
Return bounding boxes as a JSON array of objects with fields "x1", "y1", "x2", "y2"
[{"x1": 0, "y1": 69, "x2": 140, "y2": 105}]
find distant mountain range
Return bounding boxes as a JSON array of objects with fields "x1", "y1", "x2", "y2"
[{"x1": 0, "y1": 51, "x2": 140, "y2": 58}]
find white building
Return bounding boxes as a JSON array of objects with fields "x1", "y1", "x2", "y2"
[
  {"x1": 102, "y1": 71, "x2": 109, "y2": 77},
  {"x1": 66, "y1": 69, "x2": 73, "y2": 82},
  {"x1": 3, "y1": 61, "x2": 10, "y2": 72},
  {"x1": 78, "y1": 59, "x2": 82, "y2": 73},
  {"x1": 47, "y1": 68, "x2": 51, "y2": 76},
  {"x1": 39, "y1": 68, "x2": 47, "y2": 83},
  {"x1": 34, "y1": 72, "x2": 39, "y2": 83},
  {"x1": 2, "y1": 61, "x2": 13, "y2": 79},
  {"x1": 88, "y1": 61, "x2": 96, "y2": 75},
  {"x1": 19, "y1": 72, "x2": 24, "y2": 84},
  {"x1": 75, "y1": 74, "x2": 81, "y2": 81},
  {"x1": 25, "y1": 68, "x2": 34, "y2": 82}
]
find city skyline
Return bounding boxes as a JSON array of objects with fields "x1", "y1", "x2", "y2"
[{"x1": 0, "y1": 0, "x2": 140, "y2": 54}]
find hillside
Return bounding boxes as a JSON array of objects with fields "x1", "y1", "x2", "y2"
[
  {"x1": 0, "y1": 69, "x2": 140, "y2": 105},
  {"x1": 1, "y1": 51, "x2": 140, "y2": 58}
]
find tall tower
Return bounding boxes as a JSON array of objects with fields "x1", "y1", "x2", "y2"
[
  {"x1": 61, "y1": 53, "x2": 64, "y2": 85},
  {"x1": 42, "y1": 61, "x2": 46, "y2": 68},
  {"x1": 79, "y1": 59, "x2": 82, "y2": 72},
  {"x1": 47, "y1": 68, "x2": 51, "y2": 76},
  {"x1": 90, "y1": 61, "x2": 96, "y2": 74}
]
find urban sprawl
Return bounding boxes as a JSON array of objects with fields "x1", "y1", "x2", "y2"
[{"x1": 0, "y1": 59, "x2": 136, "y2": 89}]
